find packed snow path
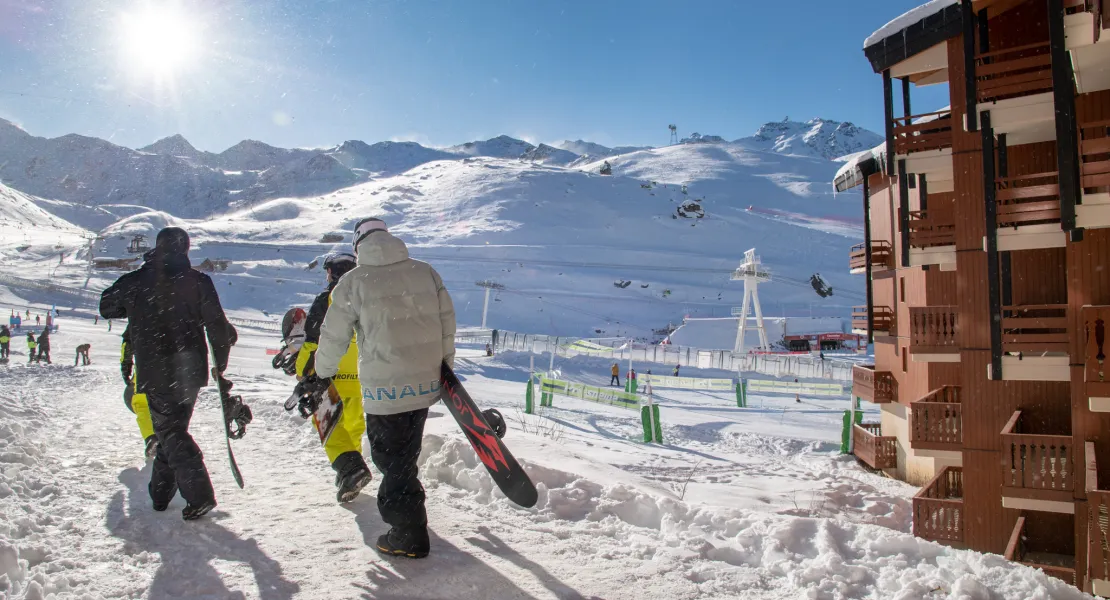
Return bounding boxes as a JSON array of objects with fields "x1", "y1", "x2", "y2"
[{"x1": 0, "y1": 318, "x2": 1091, "y2": 599}]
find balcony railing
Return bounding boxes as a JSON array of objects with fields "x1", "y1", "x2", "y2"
[
  {"x1": 849, "y1": 240, "x2": 893, "y2": 272},
  {"x1": 892, "y1": 111, "x2": 953, "y2": 155},
  {"x1": 975, "y1": 41, "x2": 1053, "y2": 104},
  {"x1": 853, "y1": 423, "x2": 897, "y2": 470},
  {"x1": 1086, "y1": 442, "x2": 1110, "y2": 587},
  {"x1": 1001, "y1": 410, "x2": 1074, "y2": 493},
  {"x1": 1084, "y1": 305, "x2": 1110, "y2": 400},
  {"x1": 996, "y1": 171, "x2": 1062, "y2": 229},
  {"x1": 852, "y1": 364, "x2": 897, "y2": 404},
  {"x1": 910, "y1": 386, "x2": 963, "y2": 451},
  {"x1": 1079, "y1": 118, "x2": 1110, "y2": 192},
  {"x1": 1002, "y1": 304, "x2": 1069, "y2": 355},
  {"x1": 1006, "y1": 516, "x2": 1078, "y2": 587},
  {"x1": 909, "y1": 306, "x2": 959, "y2": 355},
  {"x1": 853, "y1": 306, "x2": 895, "y2": 336},
  {"x1": 906, "y1": 209, "x2": 956, "y2": 249},
  {"x1": 913, "y1": 466, "x2": 964, "y2": 543}
]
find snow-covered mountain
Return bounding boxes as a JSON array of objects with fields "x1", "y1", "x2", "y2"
[
  {"x1": 327, "y1": 140, "x2": 455, "y2": 175},
  {"x1": 733, "y1": 118, "x2": 883, "y2": 161},
  {"x1": 446, "y1": 135, "x2": 536, "y2": 159},
  {"x1": 520, "y1": 143, "x2": 579, "y2": 166},
  {"x1": 558, "y1": 140, "x2": 652, "y2": 159},
  {"x1": 138, "y1": 134, "x2": 216, "y2": 164}
]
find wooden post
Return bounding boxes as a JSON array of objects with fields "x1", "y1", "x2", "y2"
[
  {"x1": 884, "y1": 70, "x2": 895, "y2": 175},
  {"x1": 863, "y1": 176, "x2": 875, "y2": 345},
  {"x1": 982, "y1": 111, "x2": 1003, "y2": 380},
  {"x1": 1048, "y1": 0, "x2": 1082, "y2": 236},
  {"x1": 962, "y1": 0, "x2": 978, "y2": 132},
  {"x1": 898, "y1": 159, "x2": 911, "y2": 269}
]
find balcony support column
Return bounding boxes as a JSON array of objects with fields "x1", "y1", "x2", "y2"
[
  {"x1": 961, "y1": 0, "x2": 978, "y2": 132},
  {"x1": 982, "y1": 111, "x2": 1003, "y2": 380},
  {"x1": 863, "y1": 176, "x2": 874, "y2": 345},
  {"x1": 1048, "y1": 0, "x2": 1082, "y2": 238},
  {"x1": 902, "y1": 77, "x2": 912, "y2": 121},
  {"x1": 899, "y1": 159, "x2": 911, "y2": 269},
  {"x1": 884, "y1": 70, "x2": 895, "y2": 176}
]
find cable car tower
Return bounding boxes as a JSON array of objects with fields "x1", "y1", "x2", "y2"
[
  {"x1": 730, "y1": 248, "x2": 771, "y2": 353},
  {"x1": 668, "y1": 124, "x2": 678, "y2": 145}
]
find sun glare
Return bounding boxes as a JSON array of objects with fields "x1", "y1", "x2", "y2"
[{"x1": 119, "y1": 4, "x2": 201, "y2": 76}]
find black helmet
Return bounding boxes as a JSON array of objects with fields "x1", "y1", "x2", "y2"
[{"x1": 323, "y1": 252, "x2": 357, "y2": 279}]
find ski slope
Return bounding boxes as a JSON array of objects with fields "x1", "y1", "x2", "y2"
[{"x1": 0, "y1": 311, "x2": 1086, "y2": 599}]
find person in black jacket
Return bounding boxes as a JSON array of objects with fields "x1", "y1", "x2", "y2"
[
  {"x1": 35, "y1": 328, "x2": 51, "y2": 364},
  {"x1": 99, "y1": 227, "x2": 235, "y2": 521}
]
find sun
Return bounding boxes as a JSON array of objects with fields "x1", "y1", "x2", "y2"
[{"x1": 119, "y1": 3, "x2": 201, "y2": 76}]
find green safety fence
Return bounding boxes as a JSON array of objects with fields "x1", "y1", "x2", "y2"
[
  {"x1": 641, "y1": 374, "x2": 733, "y2": 391},
  {"x1": 746, "y1": 379, "x2": 844, "y2": 397},
  {"x1": 535, "y1": 378, "x2": 661, "y2": 443}
]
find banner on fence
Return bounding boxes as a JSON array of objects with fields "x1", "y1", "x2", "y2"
[
  {"x1": 746, "y1": 379, "x2": 843, "y2": 396},
  {"x1": 641, "y1": 375, "x2": 732, "y2": 391},
  {"x1": 561, "y1": 340, "x2": 615, "y2": 355},
  {"x1": 540, "y1": 378, "x2": 639, "y2": 409}
]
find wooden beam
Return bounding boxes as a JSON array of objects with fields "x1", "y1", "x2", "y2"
[
  {"x1": 962, "y1": 0, "x2": 979, "y2": 132},
  {"x1": 982, "y1": 111, "x2": 1003, "y2": 380},
  {"x1": 884, "y1": 70, "x2": 895, "y2": 175},
  {"x1": 899, "y1": 160, "x2": 911, "y2": 269},
  {"x1": 863, "y1": 176, "x2": 875, "y2": 345},
  {"x1": 1048, "y1": 0, "x2": 1082, "y2": 235}
]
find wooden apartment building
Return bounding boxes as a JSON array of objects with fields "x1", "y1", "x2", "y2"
[{"x1": 833, "y1": 0, "x2": 1110, "y2": 593}]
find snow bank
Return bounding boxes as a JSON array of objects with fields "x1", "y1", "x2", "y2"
[
  {"x1": 864, "y1": 0, "x2": 959, "y2": 49},
  {"x1": 417, "y1": 435, "x2": 1088, "y2": 599}
]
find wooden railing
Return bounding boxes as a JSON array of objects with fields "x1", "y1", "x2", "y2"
[
  {"x1": 1006, "y1": 516, "x2": 1078, "y2": 586},
  {"x1": 1087, "y1": 442, "x2": 1110, "y2": 585},
  {"x1": 853, "y1": 306, "x2": 894, "y2": 336},
  {"x1": 1084, "y1": 305, "x2": 1110, "y2": 400},
  {"x1": 906, "y1": 209, "x2": 956, "y2": 249},
  {"x1": 1001, "y1": 410, "x2": 1074, "y2": 492},
  {"x1": 996, "y1": 171, "x2": 1061, "y2": 229},
  {"x1": 909, "y1": 306, "x2": 959, "y2": 354},
  {"x1": 910, "y1": 386, "x2": 963, "y2": 450},
  {"x1": 1079, "y1": 117, "x2": 1110, "y2": 192},
  {"x1": 854, "y1": 423, "x2": 897, "y2": 470},
  {"x1": 975, "y1": 41, "x2": 1053, "y2": 104},
  {"x1": 852, "y1": 364, "x2": 896, "y2": 404},
  {"x1": 849, "y1": 241, "x2": 892, "y2": 272},
  {"x1": 892, "y1": 111, "x2": 953, "y2": 155},
  {"x1": 913, "y1": 466, "x2": 964, "y2": 543},
  {"x1": 1002, "y1": 304, "x2": 1069, "y2": 355}
]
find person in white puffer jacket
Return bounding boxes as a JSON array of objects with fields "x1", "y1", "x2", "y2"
[{"x1": 311, "y1": 217, "x2": 455, "y2": 559}]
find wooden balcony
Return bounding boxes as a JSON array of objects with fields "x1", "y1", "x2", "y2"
[
  {"x1": 1006, "y1": 516, "x2": 1078, "y2": 587},
  {"x1": 892, "y1": 111, "x2": 953, "y2": 156},
  {"x1": 852, "y1": 364, "x2": 897, "y2": 404},
  {"x1": 1002, "y1": 304, "x2": 1069, "y2": 355},
  {"x1": 909, "y1": 306, "x2": 959, "y2": 361},
  {"x1": 1086, "y1": 442, "x2": 1110, "y2": 596},
  {"x1": 975, "y1": 42, "x2": 1053, "y2": 105},
  {"x1": 913, "y1": 466, "x2": 964, "y2": 543},
  {"x1": 849, "y1": 240, "x2": 893, "y2": 274},
  {"x1": 853, "y1": 422, "x2": 897, "y2": 470},
  {"x1": 1078, "y1": 117, "x2": 1110, "y2": 230},
  {"x1": 1001, "y1": 410, "x2": 1076, "y2": 511},
  {"x1": 910, "y1": 386, "x2": 962, "y2": 452},
  {"x1": 1084, "y1": 306, "x2": 1110, "y2": 412},
  {"x1": 996, "y1": 171, "x2": 1061, "y2": 229},
  {"x1": 852, "y1": 305, "x2": 894, "y2": 338},
  {"x1": 906, "y1": 209, "x2": 956, "y2": 249}
]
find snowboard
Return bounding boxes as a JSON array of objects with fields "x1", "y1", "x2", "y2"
[
  {"x1": 276, "y1": 306, "x2": 344, "y2": 445},
  {"x1": 210, "y1": 360, "x2": 246, "y2": 489},
  {"x1": 440, "y1": 362, "x2": 538, "y2": 508}
]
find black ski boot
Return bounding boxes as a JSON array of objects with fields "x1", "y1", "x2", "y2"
[
  {"x1": 144, "y1": 435, "x2": 160, "y2": 460},
  {"x1": 376, "y1": 527, "x2": 430, "y2": 559},
  {"x1": 182, "y1": 500, "x2": 216, "y2": 521},
  {"x1": 332, "y1": 451, "x2": 372, "y2": 503}
]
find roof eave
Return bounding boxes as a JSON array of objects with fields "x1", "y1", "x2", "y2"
[{"x1": 864, "y1": 4, "x2": 963, "y2": 74}]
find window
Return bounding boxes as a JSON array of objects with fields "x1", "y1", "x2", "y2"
[
  {"x1": 902, "y1": 350, "x2": 908, "y2": 373},
  {"x1": 900, "y1": 277, "x2": 905, "y2": 303}
]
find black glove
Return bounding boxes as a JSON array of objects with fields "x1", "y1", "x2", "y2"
[{"x1": 121, "y1": 363, "x2": 133, "y2": 385}]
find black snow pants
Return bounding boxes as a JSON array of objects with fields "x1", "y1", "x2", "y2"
[
  {"x1": 0, "y1": 343, "x2": 8, "y2": 359},
  {"x1": 366, "y1": 408, "x2": 428, "y2": 532},
  {"x1": 610, "y1": 375, "x2": 620, "y2": 386},
  {"x1": 147, "y1": 388, "x2": 215, "y2": 507}
]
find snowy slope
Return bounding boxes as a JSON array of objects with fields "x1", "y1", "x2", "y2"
[
  {"x1": 520, "y1": 143, "x2": 579, "y2": 166},
  {"x1": 65, "y1": 144, "x2": 865, "y2": 338},
  {"x1": 326, "y1": 140, "x2": 456, "y2": 175},
  {"x1": 733, "y1": 118, "x2": 883, "y2": 161},
  {"x1": 0, "y1": 316, "x2": 1090, "y2": 599}
]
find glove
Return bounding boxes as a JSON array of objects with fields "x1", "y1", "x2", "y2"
[{"x1": 121, "y1": 363, "x2": 133, "y2": 385}]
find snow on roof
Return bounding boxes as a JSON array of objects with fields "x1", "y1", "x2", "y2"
[
  {"x1": 833, "y1": 142, "x2": 886, "y2": 192},
  {"x1": 864, "y1": 0, "x2": 958, "y2": 49}
]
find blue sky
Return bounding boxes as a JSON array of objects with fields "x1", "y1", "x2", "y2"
[{"x1": 0, "y1": 0, "x2": 949, "y2": 152}]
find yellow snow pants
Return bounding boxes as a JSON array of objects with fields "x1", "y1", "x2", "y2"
[
  {"x1": 130, "y1": 382, "x2": 155, "y2": 440},
  {"x1": 297, "y1": 339, "x2": 365, "y2": 463}
]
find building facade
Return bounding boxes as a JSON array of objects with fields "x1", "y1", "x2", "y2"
[{"x1": 835, "y1": 0, "x2": 1110, "y2": 593}]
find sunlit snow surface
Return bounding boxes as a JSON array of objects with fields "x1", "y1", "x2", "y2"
[{"x1": 0, "y1": 309, "x2": 1088, "y2": 599}]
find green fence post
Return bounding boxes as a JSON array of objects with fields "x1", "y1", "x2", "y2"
[
  {"x1": 840, "y1": 410, "x2": 851, "y2": 454},
  {"x1": 525, "y1": 379, "x2": 534, "y2": 414},
  {"x1": 641, "y1": 404, "x2": 662, "y2": 443}
]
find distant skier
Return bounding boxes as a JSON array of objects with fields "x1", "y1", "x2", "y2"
[
  {"x1": 25, "y1": 332, "x2": 35, "y2": 363},
  {"x1": 610, "y1": 363, "x2": 620, "y2": 386},
  {"x1": 35, "y1": 315, "x2": 40, "y2": 326},
  {"x1": 75, "y1": 343, "x2": 91, "y2": 366},
  {"x1": 295, "y1": 252, "x2": 372, "y2": 503},
  {"x1": 35, "y1": 328, "x2": 50, "y2": 364},
  {"x1": 485, "y1": 343, "x2": 493, "y2": 357},
  {"x1": 0, "y1": 325, "x2": 9, "y2": 360},
  {"x1": 121, "y1": 325, "x2": 158, "y2": 458},
  {"x1": 99, "y1": 227, "x2": 236, "y2": 521},
  {"x1": 673, "y1": 364, "x2": 681, "y2": 377},
  {"x1": 306, "y1": 217, "x2": 455, "y2": 559}
]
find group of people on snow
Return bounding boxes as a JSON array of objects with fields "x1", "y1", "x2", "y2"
[
  {"x1": 609, "y1": 362, "x2": 679, "y2": 386},
  {"x1": 101, "y1": 219, "x2": 455, "y2": 559}
]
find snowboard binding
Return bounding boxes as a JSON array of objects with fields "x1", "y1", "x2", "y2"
[
  {"x1": 285, "y1": 375, "x2": 330, "y2": 418},
  {"x1": 482, "y1": 408, "x2": 507, "y2": 439},
  {"x1": 214, "y1": 372, "x2": 253, "y2": 439},
  {"x1": 271, "y1": 348, "x2": 298, "y2": 375}
]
